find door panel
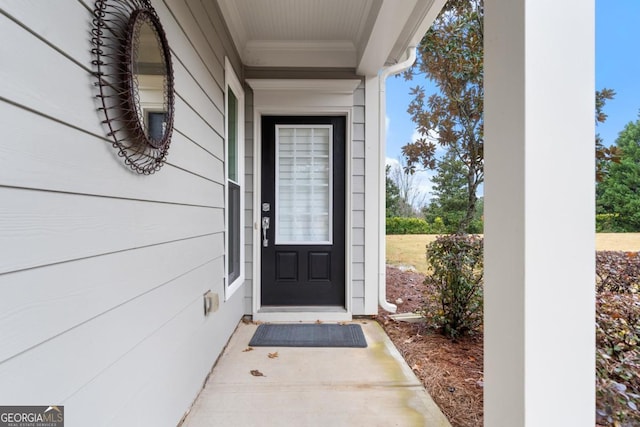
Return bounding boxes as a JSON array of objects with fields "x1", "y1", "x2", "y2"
[{"x1": 261, "y1": 116, "x2": 345, "y2": 306}]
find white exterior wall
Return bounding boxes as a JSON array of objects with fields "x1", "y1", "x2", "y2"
[
  {"x1": 0, "y1": 0, "x2": 246, "y2": 425},
  {"x1": 484, "y1": 0, "x2": 595, "y2": 425},
  {"x1": 351, "y1": 83, "x2": 368, "y2": 314},
  {"x1": 243, "y1": 87, "x2": 255, "y2": 314}
]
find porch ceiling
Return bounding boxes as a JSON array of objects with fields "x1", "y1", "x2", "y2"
[{"x1": 215, "y1": 0, "x2": 446, "y2": 76}]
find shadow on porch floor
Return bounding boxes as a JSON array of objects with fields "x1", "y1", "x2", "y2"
[{"x1": 180, "y1": 320, "x2": 450, "y2": 427}]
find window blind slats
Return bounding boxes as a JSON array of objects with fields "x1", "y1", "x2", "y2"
[{"x1": 276, "y1": 126, "x2": 332, "y2": 244}]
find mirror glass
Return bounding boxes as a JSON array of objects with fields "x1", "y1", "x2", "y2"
[{"x1": 130, "y1": 12, "x2": 171, "y2": 148}]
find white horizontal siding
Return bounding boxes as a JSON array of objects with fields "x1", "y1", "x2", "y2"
[
  {"x1": 243, "y1": 88, "x2": 255, "y2": 314},
  {"x1": 171, "y1": 0, "x2": 226, "y2": 87},
  {"x1": 0, "y1": 257, "x2": 223, "y2": 404},
  {"x1": 168, "y1": 131, "x2": 225, "y2": 182},
  {"x1": 175, "y1": 96, "x2": 225, "y2": 160},
  {"x1": 200, "y1": 0, "x2": 243, "y2": 71},
  {"x1": 0, "y1": 12, "x2": 102, "y2": 136},
  {"x1": 173, "y1": 59, "x2": 225, "y2": 134},
  {"x1": 1, "y1": 103, "x2": 223, "y2": 206},
  {"x1": 0, "y1": 234, "x2": 223, "y2": 365},
  {"x1": 352, "y1": 83, "x2": 366, "y2": 314},
  {"x1": 93, "y1": 281, "x2": 244, "y2": 427},
  {"x1": 0, "y1": 187, "x2": 222, "y2": 274},
  {"x1": 158, "y1": 0, "x2": 227, "y2": 92},
  {"x1": 0, "y1": 0, "x2": 91, "y2": 65},
  {"x1": 0, "y1": 0, "x2": 247, "y2": 425}
]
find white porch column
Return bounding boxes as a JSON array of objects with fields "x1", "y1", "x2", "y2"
[
  {"x1": 484, "y1": 1, "x2": 595, "y2": 425},
  {"x1": 364, "y1": 75, "x2": 384, "y2": 314}
]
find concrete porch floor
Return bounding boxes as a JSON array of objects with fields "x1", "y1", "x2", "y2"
[{"x1": 180, "y1": 320, "x2": 451, "y2": 427}]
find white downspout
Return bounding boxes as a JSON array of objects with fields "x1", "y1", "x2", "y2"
[{"x1": 377, "y1": 46, "x2": 418, "y2": 313}]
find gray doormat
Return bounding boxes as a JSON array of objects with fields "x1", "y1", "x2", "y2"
[{"x1": 248, "y1": 324, "x2": 367, "y2": 348}]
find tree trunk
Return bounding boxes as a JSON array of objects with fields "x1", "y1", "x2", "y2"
[{"x1": 457, "y1": 171, "x2": 479, "y2": 234}]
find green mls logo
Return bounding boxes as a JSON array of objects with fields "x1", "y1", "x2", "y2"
[{"x1": 0, "y1": 406, "x2": 64, "y2": 427}]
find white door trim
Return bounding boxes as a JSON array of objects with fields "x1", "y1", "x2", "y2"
[{"x1": 247, "y1": 79, "x2": 360, "y2": 322}]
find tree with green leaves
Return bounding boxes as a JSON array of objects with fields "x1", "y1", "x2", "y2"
[
  {"x1": 385, "y1": 165, "x2": 401, "y2": 217},
  {"x1": 597, "y1": 118, "x2": 640, "y2": 232},
  {"x1": 423, "y1": 148, "x2": 467, "y2": 231},
  {"x1": 423, "y1": 147, "x2": 484, "y2": 233},
  {"x1": 402, "y1": 0, "x2": 483, "y2": 234},
  {"x1": 596, "y1": 88, "x2": 619, "y2": 181}
]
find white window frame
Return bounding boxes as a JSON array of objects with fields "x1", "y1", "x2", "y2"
[{"x1": 224, "y1": 57, "x2": 245, "y2": 299}]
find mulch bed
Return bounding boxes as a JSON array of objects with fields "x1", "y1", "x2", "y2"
[{"x1": 376, "y1": 266, "x2": 484, "y2": 427}]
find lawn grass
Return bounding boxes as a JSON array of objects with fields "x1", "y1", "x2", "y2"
[
  {"x1": 386, "y1": 234, "x2": 438, "y2": 274},
  {"x1": 595, "y1": 233, "x2": 640, "y2": 251},
  {"x1": 386, "y1": 233, "x2": 640, "y2": 274}
]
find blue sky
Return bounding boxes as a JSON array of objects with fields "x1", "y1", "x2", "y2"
[
  {"x1": 595, "y1": 0, "x2": 640, "y2": 147},
  {"x1": 385, "y1": 0, "x2": 640, "y2": 200}
]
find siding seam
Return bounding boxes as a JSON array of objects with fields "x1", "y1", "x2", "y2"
[{"x1": 0, "y1": 232, "x2": 223, "y2": 277}]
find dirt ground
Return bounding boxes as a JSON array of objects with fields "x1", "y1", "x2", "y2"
[{"x1": 376, "y1": 266, "x2": 484, "y2": 427}]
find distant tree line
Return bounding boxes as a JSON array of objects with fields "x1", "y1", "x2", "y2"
[{"x1": 385, "y1": 162, "x2": 483, "y2": 234}]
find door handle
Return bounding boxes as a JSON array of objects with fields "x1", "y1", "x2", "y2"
[{"x1": 262, "y1": 216, "x2": 270, "y2": 247}]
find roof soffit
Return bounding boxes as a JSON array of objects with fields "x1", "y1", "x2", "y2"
[{"x1": 215, "y1": 0, "x2": 445, "y2": 76}]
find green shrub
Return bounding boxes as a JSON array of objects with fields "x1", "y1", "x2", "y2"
[
  {"x1": 431, "y1": 217, "x2": 447, "y2": 234},
  {"x1": 422, "y1": 234, "x2": 483, "y2": 338},
  {"x1": 386, "y1": 217, "x2": 432, "y2": 234},
  {"x1": 596, "y1": 213, "x2": 623, "y2": 232},
  {"x1": 467, "y1": 218, "x2": 484, "y2": 234},
  {"x1": 596, "y1": 292, "x2": 640, "y2": 426}
]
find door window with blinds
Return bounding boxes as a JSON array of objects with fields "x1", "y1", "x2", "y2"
[{"x1": 275, "y1": 125, "x2": 333, "y2": 245}]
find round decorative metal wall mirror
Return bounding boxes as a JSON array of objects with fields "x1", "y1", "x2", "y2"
[{"x1": 92, "y1": 0, "x2": 175, "y2": 174}]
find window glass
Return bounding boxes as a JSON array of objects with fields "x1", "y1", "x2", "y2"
[
  {"x1": 227, "y1": 89, "x2": 238, "y2": 182},
  {"x1": 228, "y1": 182, "x2": 240, "y2": 283},
  {"x1": 224, "y1": 58, "x2": 244, "y2": 295},
  {"x1": 276, "y1": 125, "x2": 332, "y2": 244}
]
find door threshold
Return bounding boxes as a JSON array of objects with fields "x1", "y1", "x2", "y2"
[
  {"x1": 254, "y1": 306, "x2": 351, "y2": 323},
  {"x1": 260, "y1": 306, "x2": 347, "y2": 313}
]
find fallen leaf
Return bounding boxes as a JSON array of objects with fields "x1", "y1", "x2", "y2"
[
  {"x1": 250, "y1": 370, "x2": 265, "y2": 377},
  {"x1": 268, "y1": 352, "x2": 279, "y2": 359},
  {"x1": 315, "y1": 319, "x2": 323, "y2": 324},
  {"x1": 242, "y1": 347, "x2": 254, "y2": 352}
]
